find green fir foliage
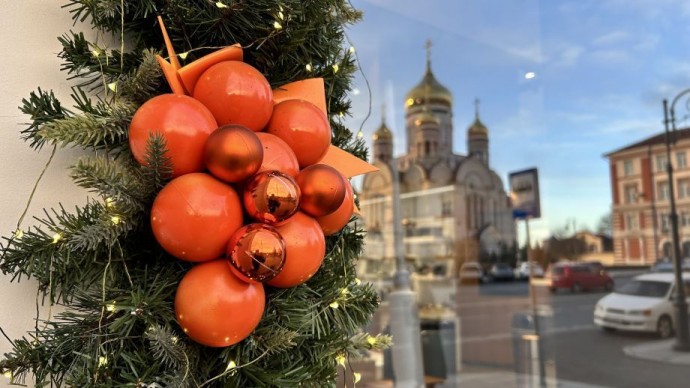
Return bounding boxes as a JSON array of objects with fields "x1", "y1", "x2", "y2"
[{"x1": 0, "y1": 1, "x2": 382, "y2": 386}]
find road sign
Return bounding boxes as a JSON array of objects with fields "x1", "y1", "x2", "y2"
[{"x1": 509, "y1": 168, "x2": 541, "y2": 220}]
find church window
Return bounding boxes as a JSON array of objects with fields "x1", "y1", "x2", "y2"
[{"x1": 425, "y1": 141, "x2": 430, "y2": 155}]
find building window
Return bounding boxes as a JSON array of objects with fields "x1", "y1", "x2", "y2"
[
  {"x1": 442, "y1": 201, "x2": 452, "y2": 217},
  {"x1": 624, "y1": 184, "x2": 638, "y2": 204},
  {"x1": 681, "y1": 212, "x2": 690, "y2": 228},
  {"x1": 680, "y1": 179, "x2": 690, "y2": 199},
  {"x1": 678, "y1": 152, "x2": 687, "y2": 169},
  {"x1": 656, "y1": 154, "x2": 668, "y2": 172},
  {"x1": 623, "y1": 160, "x2": 634, "y2": 176},
  {"x1": 660, "y1": 213, "x2": 670, "y2": 233},
  {"x1": 658, "y1": 181, "x2": 670, "y2": 201},
  {"x1": 625, "y1": 213, "x2": 638, "y2": 230}
]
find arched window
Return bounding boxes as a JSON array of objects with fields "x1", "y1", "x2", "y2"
[
  {"x1": 683, "y1": 241, "x2": 690, "y2": 259},
  {"x1": 663, "y1": 242, "x2": 673, "y2": 259}
]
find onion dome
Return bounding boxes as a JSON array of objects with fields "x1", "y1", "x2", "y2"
[
  {"x1": 467, "y1": 99, "x2": 488, "y2": 138},
  {"x1": 405, "y1": 54, "x2": 453, "y2": 108},
  {"x1": 373, "y1": 119, "x2": 393, "y2": 141},
  {"x1": 414, "y1": 110, "x2": 441, "y2": 127}
]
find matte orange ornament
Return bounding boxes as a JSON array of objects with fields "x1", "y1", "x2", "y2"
[
  {"x1": 151, "y1": 173, "x2": 243, "y2": 262},
  {"x1": 129, "y1": 94, "x2": 218, "y2": 177},
  {"x1": 265, "y1": 99, "x2": 331, "y2": 168},
  {"x1": 317, "y1": 175, "x2": 354, "y2": 235},
  {"x1": 295, "y1": 164, "x2": 346, "y2": 217},
  {"x1": 193, "y1": 61, "x2": 273, "y2": 131},
  {"x1": 227, "y1": 224, "x2": 286, "y2": 283},
  {"x1": 256, "y1": 133, "x2": 300, "y2": 177},
  {"x1": 267, "y1": 212, "x2": 326, "y2": 288},
  {"x1": 175, "y1": 259, "x2": 265, "y2": 347},
  {"x1": 243, "y1": 171, "x2": 300, "y2": 224},
  {"x1": 204, "y1": 125, "x2": 263, "y2": 183},
  {"x1": 178, "y1": 44, "x2": 243, "y2": 94},
  {"x1": 272, "y1": 78, "x2": 327, "y2": 115}
]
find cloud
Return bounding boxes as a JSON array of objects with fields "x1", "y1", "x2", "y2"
[
  {"x1": 588, "y1": 49, "x2": 633, "y2": 65},
  {"x1": 592, "y1": 30, "x2": 631, "y2": 46}
]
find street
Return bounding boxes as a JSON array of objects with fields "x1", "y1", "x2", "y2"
[
  {"x1": 368, "y1": 270, "x2": 689, "y2": 387},
  {"x1": 456, "y1": 271, "x2": 688, "y2": 387}
]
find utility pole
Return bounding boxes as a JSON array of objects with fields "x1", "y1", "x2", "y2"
[{"x1": 388, "y1": 159, "x2": 425, "y2": 387}]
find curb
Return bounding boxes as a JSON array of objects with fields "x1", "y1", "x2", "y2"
[{"x1": 623, "y1": 340, "x2": 690, "y2": 365}]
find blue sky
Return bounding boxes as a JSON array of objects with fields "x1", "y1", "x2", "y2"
[{"x1": 345, "y1": 0, "x2": 690, "y2": 242}]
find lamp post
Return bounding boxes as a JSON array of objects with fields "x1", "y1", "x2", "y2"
[
  {"x1": 388, "y1": 159, "x2": 425, "y2": 387},
  {"x1": 663, "y1": 92, "x2": 690, "y2": 351}
]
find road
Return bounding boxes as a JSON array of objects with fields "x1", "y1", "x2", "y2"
[{"x1": 454, "y1": 271, "x2": 688, "y2": 387}]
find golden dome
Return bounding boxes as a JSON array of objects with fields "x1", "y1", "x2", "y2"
[
  {"x1": 414, "y1": 110, "x2": 441, "y2": 127},
  {"x1": 373, "y1": 121, "x2": 393, "y2": 141},
  {"x1": 467, "y1": 117, "x2": 488, "y2": 138},
  {"x1": 405, "y1": 68, "x2": 453, "y2": 108}
]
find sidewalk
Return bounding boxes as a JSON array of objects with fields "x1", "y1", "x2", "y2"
[{"x1": 623, "y1": 339, "x2": 690, "y2": 365}]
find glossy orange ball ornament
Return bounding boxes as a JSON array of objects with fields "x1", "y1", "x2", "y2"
[
  {"x1": 227, "y1": 224, "x2": 286, "y2": 283},
  {"x1": 129, "y1": 94, "x2": 218, "y2": 177},
  {"x1": 151, "y1": 173, "x2": 243, "y2": 262},
  {"x1": 317, "y1": 175, "x2": 354, "y2": 235},
  {"x1": 193, "y1": 61, "x2": 273, "y2": 131},
  {"x1": 295, "y1": 164, "x2": 347, "y2": 217},
  {"x1": 204, "y1": 125, "x2": 263, "y2": 183},
  {"x1": 256, "y1": 133, "x2": 300, "y2": 177},
  {"x1": 175, "y1": 259, "x2": 265, "y2": 347},
  {"x1": 267, "y1": 212, "x2": 326, "y2": 288},
  {"x1": 244, "y1": 171, "x2": 300, "y2": 224},
  {"x1": 265, "y1": 100, "x2": 331, "y2": 168}
]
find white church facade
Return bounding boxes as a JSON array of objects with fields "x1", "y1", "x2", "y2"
[{"x1": 359, "y1": 49, "x2": 516, "y2": 275}]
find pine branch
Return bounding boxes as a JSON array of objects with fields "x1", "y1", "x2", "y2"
[
  {"x1": 58, "y1": 31, "x2": 141, "y2": 89},
  {"x1": 19, "y1": 89, "x2": 71, "y2": 150},
  {"x1": 70, "y1": 156, "x2": 147, "y2": 213},
  {"x1": 140, "y1": 133, "x2": 173, "y2": 198},
  {"x1": 117, "y1": 49, "x2": 163, "y2": 104},
  {"x1": 36, "y1": 101, "x2": 135, "y2": 150}
]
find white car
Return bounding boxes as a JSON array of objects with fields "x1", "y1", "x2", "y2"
[
  {"x1": 459, "y1": 262, "x2": 489, "y2": 284},
  {"x1": 594, "y1": 273, "x2": 690, "y2": 338},
  {"x1": 514, "y1": 261, "x2": 544, "y2": 280}
]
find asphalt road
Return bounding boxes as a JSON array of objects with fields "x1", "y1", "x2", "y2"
[{"x1": 454, "y1": 271, "x2": 689, "y2": 388}]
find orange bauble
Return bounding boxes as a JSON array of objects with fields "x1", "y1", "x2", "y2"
[
  {"x1": 265, "y1": 100, "x2": 331, "y2": 168},
  {"x1": 175, "y1": 259, "x2": 265, "y2": 347},
  {"x1": 243, "y1": 171, "x2": 300, "y2": 224},
  {"x1": 193, "y1": 61, "x2": 273, "y2": 131},
  {"x1": 317, "y1": 175, "x2": 354, "y2": 235},
  {"x1": 295, "y1": 164, "x2": 347, "y2": 217},
  {"x1": 204, "y1": 125, "x2": 263, "y2": 183},
  {"x1": 256, "y1": 133, "x2": 300, "y2": 177},
  {"x1": 129, "y1": 94, "x2": 218, "y2": 177},
  {"x1": 227, "y1": 223, "x2": 286, "y2": 283},
  {"x1": 151, "y1": 173, "x2": 243, "y2": 262},
  {"x1": 267, "y1": 212, "x2": 326, "y2": 288}
]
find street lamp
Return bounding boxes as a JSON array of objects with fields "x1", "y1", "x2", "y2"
[{"x1": 662, "y1": 91, "x2": 690, "y2": 352}]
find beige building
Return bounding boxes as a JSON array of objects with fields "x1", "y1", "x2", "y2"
[
  {"x1": 605, "y1": 128, "x2": 690, "y2": 265},
  {"x1": 359, "y1": 53, "x2": 516, "y2": 275}
]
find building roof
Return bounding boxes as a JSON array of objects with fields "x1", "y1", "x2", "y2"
[{"x1": 604, "y1": 127, "x2": 690, "y2": 157}]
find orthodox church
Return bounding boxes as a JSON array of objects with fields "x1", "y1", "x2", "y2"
[{"x1": 359, "y1": 45, "x2": 516, "y2": 275}]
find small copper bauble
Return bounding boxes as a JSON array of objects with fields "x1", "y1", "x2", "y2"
[
  {"x1": 226, "y1": 224, "x2": 286, "y2": 283},
  {"x1": 243, "y1": 171, "x2": 301, "y2": 224},
  {"x1": 295, "y1": 164, "x2": 347, "y2": 217},
  {"x1": 204, "y1": 125, "x2": 263, "y2": 183}
]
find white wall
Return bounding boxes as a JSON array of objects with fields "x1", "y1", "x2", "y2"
[{"x1": 0, "y1": 2, "x2": 91, "y2": 385}]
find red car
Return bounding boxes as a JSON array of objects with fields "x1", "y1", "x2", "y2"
[{"x1": 547, "y1": 262, "x2": 614, "y2": 293}]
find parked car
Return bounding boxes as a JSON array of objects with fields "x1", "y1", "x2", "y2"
[
  {"x1": 650, "y1": 259, "x2": 690, "y2": 273},
  {"x1": 594, "y1": 273, "x2": 690, "y2": 338},
  {"x1": 514, "y1": 261, "x2": 544, "y2": 280},
  {"x1": 547, "y1": 262, "x2": 614, "y2": 293},
  {"x1": 459, "y1": 262, "x2": 488, "y2": 284},
  {"x1": 489, "y1": 263, "x2": 515, "y2": 281}
]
